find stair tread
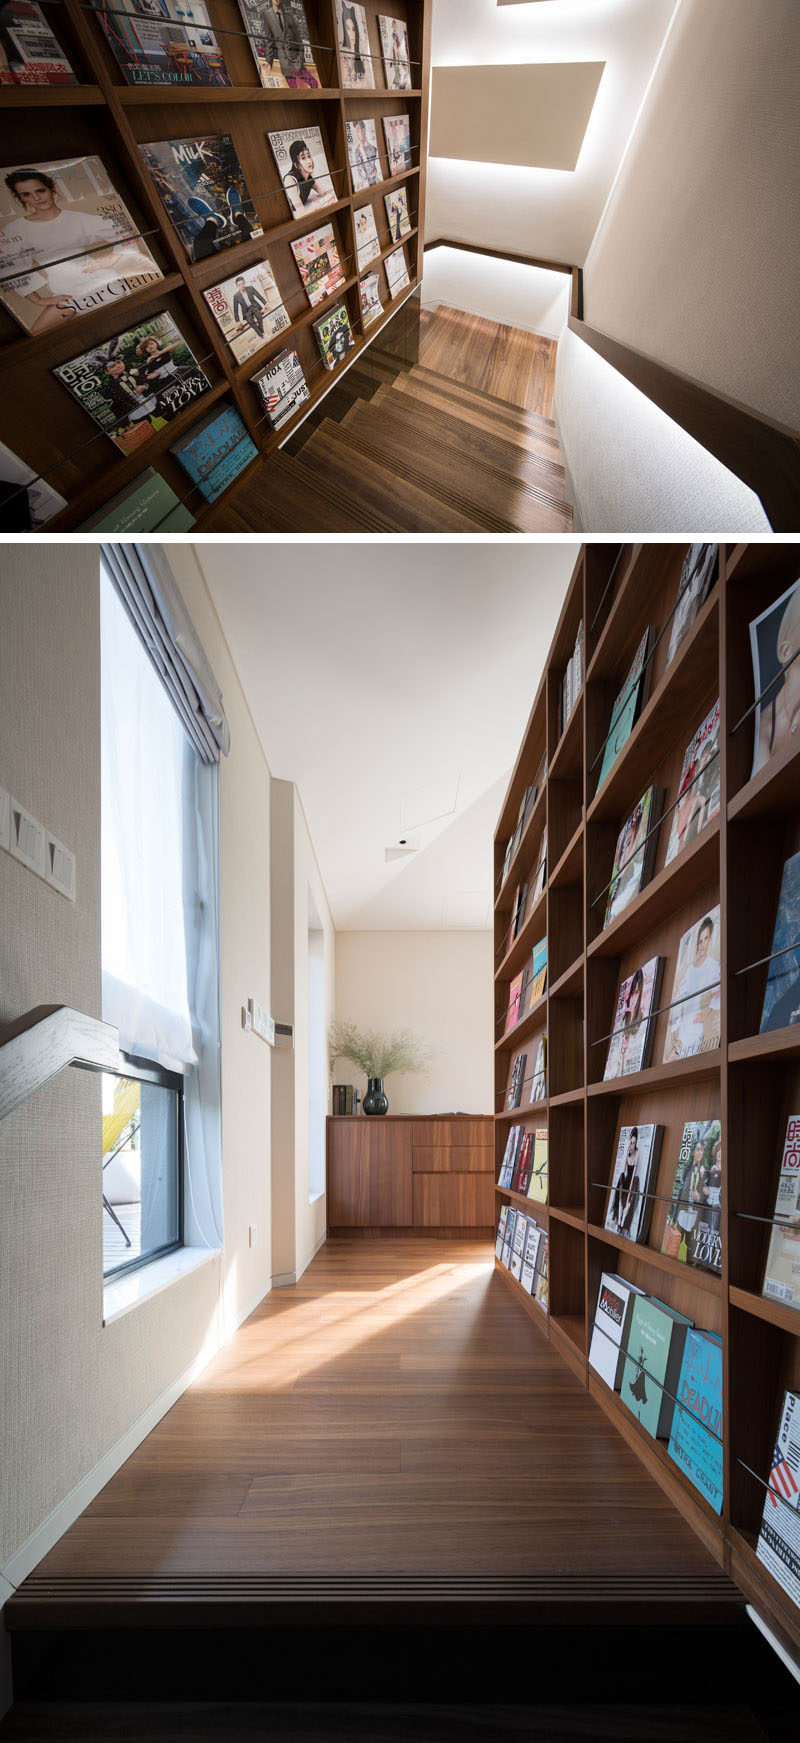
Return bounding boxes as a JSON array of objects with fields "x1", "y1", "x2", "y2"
[
  {"x1": 301, "y1": 423, "x2": 486, "y2": 531},
  {"x1": 388, "y1": 377, "x2": 562, "y2": 461},
  {"x1": 367, "y1": 382, "x2": 565, "y2": 476},
  {"x1": 411, "y1": 362, "x2": 557, "y2": 431},
  {"x1": 206, "y1": 450, "x2": 400, "y2": 533}
]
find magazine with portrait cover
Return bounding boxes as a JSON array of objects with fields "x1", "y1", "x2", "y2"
[
  {"x1": 0, "y1": 156, "x2": 162, "y2": 337},
  {"x1": 235, "y1": 0, "x2": 321, "y2": 90},
  {"x1": 291, "y1": 222, "x2": 344, "y2": 307},
  {"x1": 354, "y1": 202, "x2": 380, "y2": 267},
  {"x1": 359, "y1": 270, "x2": 382, "y2": 327},
  {"x1": 505, "y1": 1051, "x2": 526, "y2": 1112},
  {"x1": 749, "y1": 578, "x2": 800, "y2": 780},
  {"x1": 665, "y1": 699, "x2": 721, "y2": 867},
  {"x1": 346, "y1": 117, "x2": 381, "y2": 193},
  {"x1": 528, "y1": 1036, "x2": 546, "y2": 1104},
  {"x1": 378, "y1": 14, "x2": 411, "y2": 90},
  {"x1": 603, "y1": 785, "x2": 662, "y2": 929},
  {"x1": 203, "y1": 258, "x2": 289, "y2": 363},
  {"x1": 171, "y1": 403, "x2": 257, "y2": 502},
  {"x1": 312, "y1": 299, "x2": 354, "y2": 370},
  {"x1": 597, "y1": 627, "x2": 651, "y2": 788},
  {"x1": 603, "y1": 1123, "x2": 661, "y2": 1245},
  {"x1": 763, "y1": 1115, "x2": 800, "y2": 1310},
  {"x1": 0, "y1": 0, "x2": 75, "y2": 84},
  {"x1": 384, "y1": 243, "x2": 409, "y2": 299},
  {"x1": 268, "y1": 125, "x2": 337, "y2": 220},
  {"x1": 335, "y1": 0, "x2": 374, "y2": 88},
  {"x1": 661, "y1": 1120, "x2": 722, "y2": 1272},
  {"x1": 0, "y1": 437, "x2": 66, "y2": 530},
  {"x1": 253, "y1": 345, "x2": 309, "y2": 429},
  {"x1": 384, "y1": 184, "x2": 410, "y2": 241},
  {"x1": 382, "y1": 112, "x2": 411, "y2": 175},
  {"x1": 139, "y1": 133, "x2": 261, "y2": 262},
  {"x1": 53, "y1": 310, "x2": 210, "y2": 453},
  {"x1": 756, "y1": 1388, "x2": 800, "y2": 1609},
  {"x1": 92, "y1": 0, "x2": 230, "y2": 88},
  {"x1": 760, "y1": 849, "x2": 800, "y2": 1034},
  {"x1": 662, "y1": 908, "x2": 721, "y2": 1064},
  {"x1": 603, "y1": 954, "x2": 662, "y2": 1080},
  {"x1": 666, "y1": 544, "x2": 719, "y2": 667}
]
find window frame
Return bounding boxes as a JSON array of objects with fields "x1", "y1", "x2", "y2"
[{"x1": 100, "y1": 1052, "x2": 185, "y2": 1285}]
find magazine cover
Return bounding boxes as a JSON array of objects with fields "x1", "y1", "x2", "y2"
[
  {"x1": 666, "y1": 544, "x2": 719, "y2": 667},
  {"x1": 140, "y1": 134, "x2": 261, "y2": 261},
  {"x1": 92, "y1": 0, "x2": 230, "y2": 88},
  {"x1": 667, "y1": 1328, "x2": 723, "y2": 1513},
  {"x1": 763, "y1": 1115, "x2": 800, "y2": 1310},
  {"x1": 335, "y1": 0, "x2": 374, "y2": 88},
  {"x1": 529, "y1": 936, "x2": 547, "y2": 1006},
  {"x1": 498, "y1": 1126, "x2": 521, "y2": 1190},
  {"x1": 384, "y1": 243, "x2": 409, "y2": 298},
  {"x1": 749, "y1": 578, "x2": 800, "y2": 779},
  {"x1": 0, "y1": 156, "x2": 162, "y2": 336},
  {"x1": 603, "y1": 786, "x2": 660, "y2": 928},
  {"x1": 253, "y1": 345, "x2": 309, "y2": 429},
  {"x1": 620, "y1": 1295, "x2": 692, "y2": 1441},
  {"x1": 76, "y1": 465, "x2": 193, "y2": 532},
  {"x1": 662, "y1": 908, "x2": 721, "y2": 1063},
  {"x1": 528, "y1": 1036, "x2": 546, "y2": 1104},
  {"x1": 756, "y1": 1389, "x2": 800, "y2": 1609},
  {"x1": 235, "y1": 0, "x2": 321, "y2": 90},
  {"x1": 378, "y1": 14, "x2": 411, "y2": 89},
  {"x1": 604, "y1": 1123, "x2": 661, "y2": 1245},
  {"x1": 665, "y1": 700, "x2": 721, "y2": 866},
  {"x1": 526, "y1": 1129, "x2": 548, "y2": 1204},
  {"x1": 359, "y1": 271, "x2": 382, "y2": 327},
  {"x1": 509, "y1": 1212, "x2": 528, "y2": 1281},
  {"x1": 494, "y1": 1204, "x2": 509, "y2": 1261},
  {"x1": 520, "y1": 1220, "x2": 542, "y2": 1296},
  {"x1": 533, "y1": 1237, "x2": 549, "y2": 1312},
  {"x1": 661, "y1": 1120, "x2": 722, "y2": 1272},
  {"x1": 505, "y1": 1052, "x2": 526, "y2": 1111},
  {"x1": 268, "y1": 125, "x2": 337, "y2": 220},
  {"x1": 597, "y1": 627, "x2": 650, "y2": 788},
  {"x1": 346, "y1": 118, "x2": 381, "y2": 192},
  {"x1": 589, "y1": 1273, "x2": 644, "y2": 1391},
  {"x1": 603, "y1": 955, "x2": 662, "y2": 1080},
  {"x1": 0, "y1": 438, "x2": 66, "y2": 529},
  {"x1": 354, "y1": 203, "x2": 380, "y2": 267},
  {"x1": 291, "y1": 222, "x2": 344, "y2": 307},
  {"x1": 382, "y1": 112, "x2": 411, "y2": 175},
  {"x1": 0, "y1": 0, "x2": 75, "y2": 84},
  {"x1": 203, "y1": 258, "x2": 290, "y2": 363},
  {"x1": 760, "y1": 849, "x2": 800, "y2": 1033},
  {"x1": 313, "y1": 300, "x2": 354, "y2": 369},
  {"x1": 53, "y1": 311, "x2": 210, "y2": 453},
  {"x1": 384, "y1": 184, "x2": 410, "y2": 241}
]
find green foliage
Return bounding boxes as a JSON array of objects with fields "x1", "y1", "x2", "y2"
[{"x1": 328, "y1": 1020, "x2": 431, "y2": 1080}]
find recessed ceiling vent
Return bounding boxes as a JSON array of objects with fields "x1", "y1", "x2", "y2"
[{"x1": 385, "y1": 836, "x2": 421, "y2": 863}]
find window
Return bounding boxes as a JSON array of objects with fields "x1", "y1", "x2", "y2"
[
  {"x1": 307, "y1": 888, "x2": 326, "y2": 1201},
  {"x1": 101, "y1": 1065, "x2": 182, "y2": 1281}
]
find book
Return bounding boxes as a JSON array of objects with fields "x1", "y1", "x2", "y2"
[
  {"x1": 235, "y1": 0, "x2": 320, "y2": 90},
  {"x1": 170, "y1": 403, "x2": 257, "y2": 502},
  {"x1": 603, "y1": 955, "x2": 662, "y2": 1080},
  {"x1": 589, "y1": 1273, "x2": 645, "y2": 1391},
  {"x1": 498, "y1": 1125, "x2": 521, "y2": 1190},
  {"x1": 291, "y1": 222, "x2": 345, "y2": 307},
  {"x1": 756, "y1": 1389, "x2": 800, "y2": 1608},
  {"x1": 346, "y1": 117, "x2": 381, "y2": 192},
  {"x1": 749, "y1": 579, "x2": 800, "y2": 780},
  {"x1": 603, "y1": 1123, "x2": 662, "y2": 1245},
  {"x1": 253, "y1": 346, "x2": 309, "y2": 430},
  {"x1": 661, "y1": 1120, "x2": 723, "y2": 1273},
  {"x1": 533, "y1": 1236, "x2": 549, "y2": 1312},
  {"x1": 529, "y1": 936, "x2": 547, "y2": 1005},
  {"x1": 515, "y1": 1132, "x2": 533, "y2": 1196},
  {"x1": 665, "y1": 701, "x2": 721, "y2": 867},
  {"x1": 354, "y1": 203, "x2": 380, "y2": 268},
  {"x1": 759, "y1": 849, "x2": 800, "y2": 1034},
  {"x1": 528, "y1": 1036, "x2": 546, "y2": 1104},
  {"x1": 384, "y1": 245, "x2": 410, "y2": 299},
  {"x1": 382, "y1": 112, "x2": 412, "y2": 175},
  {"x1": 384, "y1": 184, "x2": 411, "y2": 241},
  {"x1": 495, "y1": 1204, "x2": 509, "y2": 1260},
  {"x1": 667, "y1": 1328, "x2": 723, "y2": 1513},
  {"x1": 0, "y1": 0, "x2": 75, "y2": 84},
  {"x1": 53, "y1": 311, "x2": 210, "y2": 454},
  {"x1": 268, "y1": 125, "x2": 338, "y2": 221},
  {"x1": 620, "y1": 1294, "x2": 693, "y2": 1441},
  {"x1": 93, "y1": 0, "x2": 230, "y2": 88},
  {"x1": 526, "y1": 1129, "x2": 548, "y2": 1204},
  {"x1": 597, "y1": 627, "x2": 651, "y2": 788},
  {"x1": 662, "y1": 908, "x2": 721, "y2": 1063},
  {"x1": 505, "y1": 1052, "x2": 527, "y2": 1111},
  {"x1": 0, "y1": 438, "x2": 65, "y2": 530},
  {"x1": 335, "y1": 0, "x2": 374, "y2": 89},
  {"x1": 603, "y1": 786, "x2": 662, "y2": 928},
  {"x1": 505, "y1": 971, "x2": 524, "y2": 1034},
  {"x1": 203, "y1": 258, "x2": 290, "y2": 363},
  {"x1": 0, "y1": 155, "x2": 162, "y2": 336},
  {"x1": 313, "y1": 300, "x2": 355, "y2": 370},
  {"x1": 378, "y1": 14, "x2": 411, "y2": 90},
  {"x1": 76, "y1": 465, "x2": 194, "y2": 532},
  {"x1": 140, "y1": 133, "x2": 261, "y2": 261},
  {"x1": 509, "y1": 1212, "x2": 527, "y2": 1281},
  {"x1": 763, "y1": 1115, "x2": 800, "y2": 1310},
  {"x1": 666, "y1": 545, "x2": 719, "y2": 667},
  {"x1": 359, "y1": 271, "x2": 383, "y2": 327},
  {"x1": 520, "y1": 1219, "x2": 542, "y2": 1295}
]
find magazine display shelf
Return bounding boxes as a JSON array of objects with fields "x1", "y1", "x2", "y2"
[
  {"x1": 494, "y1": 540, "x2": 800, "y2": 1663},
  {"x1": 0, "y1": 0, "x2": 431, "y2": 530}
]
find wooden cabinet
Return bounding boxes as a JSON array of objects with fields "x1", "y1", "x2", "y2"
[
  {"x1": 327, "y1": 1120, "x2": 412, "y2": 1228},
  {"x1": 327, "y1": 1115, "x2": 493, "y2": 1232}
]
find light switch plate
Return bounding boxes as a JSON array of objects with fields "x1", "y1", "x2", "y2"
[
  {"x1": 248, "y1": 998, "x2": 274, "y2": 1045},
  {"x1": 46, "y1": 832, "x2": 76, "y2": 901},
  {"x1": 9, "y1": 798, "x2": 46, "y2": 878},
  {"x1": 0, "y1": 786, "x2": 9, "y2": 852}
]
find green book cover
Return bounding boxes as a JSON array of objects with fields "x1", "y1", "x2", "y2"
[
  {"x1": 77, "y1": 468, "x2": 194, "y2": 533},
  {"x1": 620, "y1": 1294, "x2": 692, "y2": 1440}
]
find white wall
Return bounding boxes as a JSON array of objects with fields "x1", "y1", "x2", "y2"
[
  {"x1": 334, "y1": 931, "x2": 493, "y2": 1116},
  {"x1": 422, "y1": 247, "x2": 570, "y2": 339}
]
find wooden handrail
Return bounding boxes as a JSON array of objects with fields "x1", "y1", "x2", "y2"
[
  {"x1": 0, "y1": 1006, "x2": 120, "y2": 1122},
  {"x1": 424, "y1": 237, "x2": 582, "y2": 319}
]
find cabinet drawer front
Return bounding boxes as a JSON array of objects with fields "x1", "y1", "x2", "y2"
[
  {"x1": 412, "y1": 1143, "x2": 494, "y2": 1174},
  {"x1": 412, "y1": 1119, "x2": 493, "y2": 1149},
  {"x1": 412, "y1": 1173, "x2": 495, "y2": 1227}
]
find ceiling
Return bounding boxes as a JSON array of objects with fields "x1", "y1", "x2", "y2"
[{"x1": 195, "y1": 545, "x2": 578, "y2": 930}]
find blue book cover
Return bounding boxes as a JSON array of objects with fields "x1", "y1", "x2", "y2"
[
  {"x1": 171, "y1": 405, "x2": 258, "y2": 503},
  {"x1": 667, "y1": 1327, "x2": 723, "y2": 1513}
]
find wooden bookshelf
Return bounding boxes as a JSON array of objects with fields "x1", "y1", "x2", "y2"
[
  {"x1": 0, "y1": 0, "x2": 431, "y2": 530},
  {"x1": 494, "y1": 540, "x2": 800, "y2": 1661}
]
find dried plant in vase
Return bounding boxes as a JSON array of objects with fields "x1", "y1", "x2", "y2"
[{"x1": 328, "y1": 1021, "x2": 431, "y2": 1115}]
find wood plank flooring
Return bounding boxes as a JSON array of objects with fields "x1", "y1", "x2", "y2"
[{"x1": 418, "y1": 304, "x2": 558, "y2": 417}]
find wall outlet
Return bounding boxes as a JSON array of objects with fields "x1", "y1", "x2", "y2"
[
  {"x1": 0, "y1": 786, "x2": 9, "y2": 852},
  {"x1": 249, "y1": 1224, "x2": 258, "y2": 1248},
  {"x1": 9, "y1": 798, "x2": 46, "y2": 878},
  {"x1": 45, "y1": 832, "x2": 76, "y2": 902}
]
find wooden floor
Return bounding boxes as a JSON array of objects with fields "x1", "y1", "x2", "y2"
[{"x1": 418, "y1": 304, "x2": 558, "y2": 418}]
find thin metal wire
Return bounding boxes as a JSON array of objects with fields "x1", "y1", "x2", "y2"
[
  {"x1": 495, "y1": 883, "x2": 546, "y2": 963},
  {"x1": 589, "y1": 748, "x2": 720, "y2": 913},
  {"x1": 497, "y1": 1073, "x2": 547, "y2": 1107},
  {"x1": 729, "y1": 640, "x2": 800, "y2": 738},
  {"x1": 496, "y1": 794, "x2": 546, "y2": 895},
  {"x1": 733, "y1": 935, "x2": 800, "y2": 978},
  {"x1": 590, "y1": 976, "x2": 721, "y2": 1050},
  {"x1": 0, "y1": 226, "x2": 164, "y2": 289},
  {"x1": 164, "y1": 167, "x2": 350, "y2": 233},
  {"x1": 589, "y1": 566, "x2": 718, "y2": 780},
  {"x1": 590, "y1": 1319, "x2": 724, "y2": 1447},
  {"x1": 734, "y1": 1210, "x2": 800, "y2": 1228},
  {"x1": 589, "y1": 1180, "x2": 722, "y2": 1213},
  {"x1": 496, "y1": 955, "x2": 548, "y2": 1031},
  {"x1": 589, "y1": 545, "x2": 628, "y2": 634},
  {"x1": 81, "y1": 4, "x2": 423, "y2": 67},
  {"x1": 736, "y1": 1455, "x2": 800, "y2": 1523}
]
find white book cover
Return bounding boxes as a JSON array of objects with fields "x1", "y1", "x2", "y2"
[
  {"x1": 757, "y1": 1389, "x2": 800, "y2": 1609},
  {"x1": 589, "y1": 1272, "x2": 644, "y2": 1390},
  {"x1": 662, "y1": 908, "x2": 721, "y2": 1064},
  {"x1": 269, "y1": 126, "x2": 337, "y2": 219},
  {"x1": 510, "y1": 1213, "x2": 528, "y2": 1281},
  {"x1": 520, "y1": 1221, "x2": 542, "y2": 1295}
]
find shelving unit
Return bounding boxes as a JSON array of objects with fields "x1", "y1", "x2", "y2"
[
  {"x1": 0, "y1": 0, "x2": 431, "y2": 529},
  {"x1": 494, "y1": 540, "x2": 800, "y2": 1661}
]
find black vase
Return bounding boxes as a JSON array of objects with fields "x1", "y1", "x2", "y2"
[{"x1": 363, "y1": 1077, "x2": 388, "y2": 1116}]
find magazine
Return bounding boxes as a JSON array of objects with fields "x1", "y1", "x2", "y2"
[
  {"x1": 139, "y1": 133, "x2": 261, "y2": 261},
  {"x1": 253, "y1": 346, "x2": 309, "y2": 429},
  {"x1": 756, "y1": 1389, "x2": 800, "y2": 1609},
  {"x1": 203, "y1": 259, "x2": 290, "y2": 363},
  {"x1": 0, "y1": 438, "x2": 66, "y2": 529},
  {"x1": 528, "y1": 1036, "x2": 546, "y2": 1104},
  {"x1": 384, "y1": 244, "x2": 410, "y2": 299},
  {"x1": 526, "y1": 1129, "x2": 548, "y2": 1205},
  {"x1": 665, "y1": 700, "x2": 721, "y2": 867},
  {"x1": 661, "y1": 1120, "x2": 722, "y2": 1272},
  {"x1": 667, "y1": 1329, "x2": 723, "y2": 1513},
  {"x1": 382, "y1": 112, "x2": 411, "y2": 175},
  {"x1": 378, "y1": 14, "x2": 411, "y2": 90},
  {"x1": 597, "y1": 627, "x2": 650, "y2": 788},
  {"x1": 662, "y1": 907, "x2": 721, "y2": 1063},
  {"x1": 313, "y1": 300, "x2": 355, "y2": 370},
  {"x1": 268, "y1": 125, "x2": 337, "y2": 220},
  {"x1": 354, "y1": 203, "x2": 380, "y2": 267},
  {"x1": 749, "y1": 579, "x2": 800, "y2": 780},
  {"x1": 346, "y1": 117, "x2": 381, "y2": 192},
  {"x1": 505, "y1": 1052, "x2": 526, "y2": 1112},
  {"x1": 335, "y1": 0, "x2": 374, "y2": 89},
  {"x1": 603, "y1": 1123, "x2": 661, "y2": 1245},
  {"x1": 384, "y1": 184, "x2": 411, "y2": 241},
  {"x1": 763, "y1": 1115, "x2": 800, "y2": 1310},
  {"x1": 359, "y1": 270, "x2": 383, "y2": 327},
  {"x1": 170, "y1": 403, "x2": 257, "y2": 503},
  {"x1": 53, "y1": 311, "x2": 210, "y2": 453},
  {"x1": 76, "y1": 465, "x2": 193, "y2": 532},
  {"x1": 0, "y1": 0, "x2": 75, "y2": 84},
  {"x1": 666, "y1": 545, "x2": 719, "y2": 667},
  {"x1": 589, "y1": 1273, "x2": 644, "y2": 1391},
  {"x1": 291, "y1": 222, "x2": 345, "y2": 307},
  {"x1": 235, "y1": 0, "x2": 320, "y2": 89},
  {"x1": 603, "y1": 786, "x2": 662, "y2": 929},
  {"x1": 93, "y1": 0, "x2": 230, "y2": 88},
  {"x1": 603, "y1": 955, "x2": 662, "y2": 1080},
  {"x1": 0, "y1": 155, "x2": 162, "y2": 336},
  {"x1": 760, "y1": 849, "x2": 800, "y2": 1033}
]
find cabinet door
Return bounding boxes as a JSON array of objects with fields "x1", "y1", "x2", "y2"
[
  {"x1": 412, "y1": 1172, "x2": 494, "y2": 1227},
  {"x1": 327, "y1": 1122, "x2": 413, "y2": 1227}
]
